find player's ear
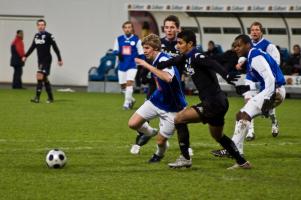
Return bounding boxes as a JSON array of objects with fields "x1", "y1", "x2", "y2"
[{"x1": 188, "y1": 41, "x2": 194, "y2": 48}]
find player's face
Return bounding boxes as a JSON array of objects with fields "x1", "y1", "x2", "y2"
[
  {"x1": 176, "y1": 38, "x2": 192, "y2": 54},
  {"x1": 234, "y1": 39, "x2": 249, "y2": 57},
  {"x1": 250, "y1": 25, "x2": 263, "y2": 42},
  {"x1": 37, "y1": 21, "x2": 46, "y2": 32},
  {"x1": 164, "y1": 21, "x2": 179, "y2": 41},
  {"x1": 123, "y1": 24, "x2": 133, "y2": 35},
  {"x1": 143, "y1": 44, "x2": 157, "y2": 60}
]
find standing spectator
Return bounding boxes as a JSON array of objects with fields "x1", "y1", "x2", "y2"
[
  {"x1": 113, "y1": 21, "x2": 144, "y2": 110},
  {"x1": 23, "y1": 19, "x2": 63, "y2": 103},
  {"x1": 10, "y1": 30, "x2": 25, "y2": 89},
  {"x1": 286, "y1": 44, "x2": 301, "y2": 75}
]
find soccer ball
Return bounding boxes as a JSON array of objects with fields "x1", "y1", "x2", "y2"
[{"x1": 46, "y1": 149, "x2": 67, "y2": 168}]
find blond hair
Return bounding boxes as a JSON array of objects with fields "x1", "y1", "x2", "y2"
[{"x1": 142, "y1": 34, "x2": 161, "y2": 51}]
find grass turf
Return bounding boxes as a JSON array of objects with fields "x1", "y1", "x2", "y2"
[{"x1": 0, "y1": 89, "x2": 300, "y2": 200}]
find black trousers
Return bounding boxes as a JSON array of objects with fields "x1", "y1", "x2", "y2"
[{"x1": 12, "y1": 66, "x2": 23, "y2": 89}]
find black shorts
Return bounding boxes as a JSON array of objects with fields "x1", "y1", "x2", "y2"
[
  {"x1": 192, "y1": 93, "x2": 229, "y2": 126},
  {"x1": 38, "y1": 63, "x2": 51, "y2": 76}
]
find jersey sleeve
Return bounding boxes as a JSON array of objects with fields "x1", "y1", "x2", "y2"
[
  {"x1": 266, "y1": 44, "x2": 280, "y2": 65},
  {"x1": 50, "y1": 34, "x2": 62, "y2": 61},
  {"x1": 159, "y1": 56, "x2": 175, "y2": 78},
  {"x1": 113, "y1": 38, "x2": 119, "y2": 53},
  {"x1": 136, "y1": 39, "x2": 144, "y2": 55},
  {"x1": 251, "y1": 55, "x2": 275, "y2": 99},
  {"x1": 25, "y1": 37, "x2": 36, "y2": 58},
  {"x1": 193, "y1": 53, "x2": 228, "y2": 79}
]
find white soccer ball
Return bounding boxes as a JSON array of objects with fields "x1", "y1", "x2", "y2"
[{"x1": 46, "y1": 149, "x2": 67, "y2": 168}]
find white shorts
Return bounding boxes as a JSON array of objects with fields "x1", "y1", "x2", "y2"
[
  {"x1": 118, "y1": 69, "x2": 137, "y2": 84},
  {"x1": 241, "y1": 86, "x2": 286, "y2": 118},
  {"x1": 243, "y1": 80, "x2": 259, "y2": 99},
  {"x1": 135, "y1": 100, "x2": 177, "y2": 139}
]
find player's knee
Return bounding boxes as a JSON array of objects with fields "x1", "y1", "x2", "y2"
[
  {"x1": 174, "y1": 114, "x2": 184, "y2": 124},
  {"x1": 128, "y1": 120, "x2": 138, "y2": 130},
  {"x1": 236, "y1": 111, "x2": 251, "y2": 121}
]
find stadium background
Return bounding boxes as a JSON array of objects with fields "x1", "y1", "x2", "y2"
[{"x1": 0, "y1": 0, "x2": 301, "y2": 86}]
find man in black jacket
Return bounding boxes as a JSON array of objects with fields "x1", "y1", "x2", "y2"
[
  {"x1": 23, "y1": 19, "x2": 63, "y2": 103},
  {"x1": 158, "y1": 30, "x2": 251, "y2": 170},
  {"x1": 10, "y1": 30, "x2": 25, "y2": 89}
]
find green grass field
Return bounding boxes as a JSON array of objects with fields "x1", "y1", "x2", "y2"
[{"x1": 0, "y1": 89, "x2": 300, "y2": 200}]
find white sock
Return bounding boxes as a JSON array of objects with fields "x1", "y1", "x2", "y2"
[
  {"x1": 246, "y1": 119, "x2": 255, "y2": 136},
  {"x1": 232, "y1": 120, "x2": 250, "y2": 155},
  {"x1": 124, "y1": 86, "x2": 133, "y2": 106},
  {"x1": 137, "y1": 122, "x2": 155, "y2": 137},
  {"x1": 269, "y1": 108, "x2": 277, "y2": 124},
  {"x1": 155, "y1": 142, "x2": 168, "y2": 157}
]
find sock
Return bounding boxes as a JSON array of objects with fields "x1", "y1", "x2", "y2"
[
  {"x1": 137, "y1": 122, "x2": 156, "y2": 137},
  {"x1": 44, "y1": 79, "x2": 53, "y2": 100},
  {"x1": 269, "y1": 109, "x2": 277, "y2": 124},
  {"x1": 247, "y1": 119, "x2": 254, "y2": 136},
  {"x1": 155, "y1": 143, "x2": 167, "y2": 157},
  {"x1": 135, "y1": 132, "x2": 144, "y2": 144},
  {"x1": 175, "y1": 123, "x2": 190, "y2": 160},
  {"x1": 36, "y1": 80, "x2": 43, "y2": 99},
  {"x1": 125, "y1": 86, "x2": 133, "y2": 106},
  {"x1": 218, "y1": 134, "x2": 247, "y2": 165},
  {"x1": 232, "y1": 120, "x2": 250, "y2": 155}
]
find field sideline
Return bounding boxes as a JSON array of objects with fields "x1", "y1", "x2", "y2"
[{"x1": 0, "y1": 89, "x2": 300, "y2": 200}]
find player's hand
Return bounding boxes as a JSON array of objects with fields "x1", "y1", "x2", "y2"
[
  {"x1": 58, "y1": 60, "x2": 63, "y2": 66},
  {"x1": 235, "y1": 85, "x2": 250, "y2": 95},
  {"x1": 226, "y1": 71, "x2": 241, "y2": 85},
  {"x1": 135, "y1": 58, "x2": 147, "y2": 67},
  {"x1": 235, "y1": 57, "x2": 246, "y2": 71},
  {"x1": 22, "y1": 57, "x2": 27, "y2": 62}
]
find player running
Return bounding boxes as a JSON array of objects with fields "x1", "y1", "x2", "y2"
[
  {"x1": 212, "y1": 34, "x2": 286, "y2": 159},
  {"x1": 128, "y1": 34, "x2": 187, "y2": 163},
  {"x1": 156, "y1": 30, "x2": 250, "y2": 169},
  {"x1": 130, "y1": 15, "x2": 193, "y2": 156}
]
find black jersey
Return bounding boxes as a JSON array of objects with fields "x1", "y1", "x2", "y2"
[
  {"x1": 25, "y1": 31, "x2": 62, "y2": 65},
  {"x1": 158, "y1": 48, "x2": 229, "y2": 101},
  {"x1": 160, "y1": 37, "x2": 179, "y2": 57},
  {"x1": 160, "y1": 37, "x2": 186, "y2": 76}
]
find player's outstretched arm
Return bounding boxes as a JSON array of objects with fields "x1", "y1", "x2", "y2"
[
  {"x1": 193, "y1": 54, "x2": 240, "y2": 85},
  {"x1": 157, "y1": 55, "x2": 185, "y2": 70},
  {"x1": 135, "y1": 58, "x2": 173, "y2": 83}
]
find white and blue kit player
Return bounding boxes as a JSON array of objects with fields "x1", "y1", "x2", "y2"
[
  {"x1": 231, "y1": 34, "x2": 286, "y2": 156},
  {"x1": 113, "y1": 21, "x2": 144, "y2": 109},
  {"x1": 244, "y1": 22, "x2": 281, "y2": 140},
  {"x1": 128, "y1": 34, "x2": 187, "y2": 163}
]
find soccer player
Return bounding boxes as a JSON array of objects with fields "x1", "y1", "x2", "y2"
[
  {"x1": 113, "y1": 21, "x2": 144, "y2": 110},
  {"x1": 212, "y1": 34, "x2": 286, "y2": 159},
  {"x1": 23, "y1": 19, "x2": 63, "y2": 103},
  {"x1": 157, "y1": 30, "x2": 250, "y2": 169},
  {"x1": 246, "y1": 21, "x2": 281, "y2": 140},
  {"x1": 128, "y1": 34, "x2": 187, "y2": 163},
  {"x1": 130, "y1": 15, "x2": 193, "y2": 155}
]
